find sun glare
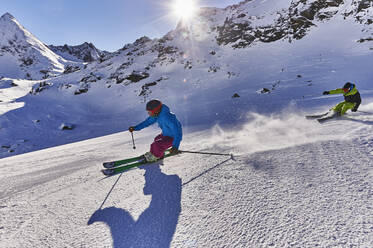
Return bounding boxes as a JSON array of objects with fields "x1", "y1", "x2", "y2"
[{"x1": 171, "y1": 0, "x2": 198, "y2": 21}]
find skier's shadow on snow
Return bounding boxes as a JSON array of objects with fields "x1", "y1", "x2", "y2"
[{"x1": 88, "y1": 163, "x2": 182, "y2": 248}]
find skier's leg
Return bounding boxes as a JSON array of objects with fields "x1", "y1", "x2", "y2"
[
  {"x1": 150, "y1": 135, "x2": 173, "y2": 158},
  {"x1": 143, "y1": 134, "x2": 166, "y2": 162},
  {"x1": 340, "y1": 102, "x2": 355, "y2": 115},
  {"x1": 332, "y1": 102, "x2": 345, "y2": 115},
  {"x1": 352, "y1": 100, "x2": 360, "y2": 112}
]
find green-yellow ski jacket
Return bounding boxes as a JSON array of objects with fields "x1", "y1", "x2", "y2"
[{"x1": 329, "y1": 84, "x2": 361, "y2": 107}]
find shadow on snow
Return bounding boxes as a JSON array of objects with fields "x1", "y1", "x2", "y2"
[{"x1": 88, "y1": 163, "x2": 182, "y2": 248}]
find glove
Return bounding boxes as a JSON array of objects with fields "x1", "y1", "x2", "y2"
[
  {"x1": 128, "y1": 126, "x2": 135, "y2": 132},
  {"x1": 169, "y1": 147, "x2": 179, "y2": 154},
  {"x1": 323, "y1": 91, "x2": 330, "y2": 95}
]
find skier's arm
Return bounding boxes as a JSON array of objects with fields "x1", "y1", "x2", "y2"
[
  {"x1": 172, "y1": 127, "x2": 182, "y2": 149},
  {"x1": 167, "y1": 116, "x2": 182, "y2": 149},
  {"x1": 134, "y1": 116, "x2": 156, "y2": 131},
  {"x1": 328, "y1": 88, "x2": 344, "y2": 94}
]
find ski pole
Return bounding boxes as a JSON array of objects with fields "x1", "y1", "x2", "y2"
[
  {"x1": 131, "y1": 132, "x2": 136, "y2": 149},
  {"x1": 179, "y1": 150, "x2": 234, "y2": 159}
]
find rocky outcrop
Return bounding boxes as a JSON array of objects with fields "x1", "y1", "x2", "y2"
[
  {"x1": 216, "y1": 0, "x2": 346, "y2": 48},
  {"x1": 49, "y1": 42, "x2": 108, "y2": 62}
]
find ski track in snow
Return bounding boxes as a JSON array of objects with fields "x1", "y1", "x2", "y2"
[{"x1": 0, "y1": 112, "x2": 373, "y2": 247}]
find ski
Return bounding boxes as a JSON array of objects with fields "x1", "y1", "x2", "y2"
[
  {"x1": 305, "y1": 112, "x2": 329, "y2": 119},
  {"x1": 305, "y1": 111, "x2": 342, "y2": 123},
  {"x1": 103, "y1": 155, "x2": 144, "y2": 168},
  {"x1": 101, "y1": 152, "x2": 178, "y2": 176},
  {"x1": 102, "y1": 160, "x2": 147, "y2": 176},
  {"x1": 102, "y1": 148, "x2": 175, "y2": 168},
  {"x1": 317, "y1": 113, "x2": 340, "y2": 123}
]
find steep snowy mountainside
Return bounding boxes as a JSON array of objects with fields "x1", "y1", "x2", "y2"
[
  {"x1": 48, "y1": 42, "x2": 109, "y2": 62},
  {"x1": 0, "y1": 13, "x2": 80, "y2": 80},
  {"x1": 214, "y1": 0, "x2": 372, "y2": 48},
  {"x1": 344, "y1": 0, "x2": 373, "y2": 41},
  {"x1": 344, "y1": 0, "x2": 372, "y2": 25}
]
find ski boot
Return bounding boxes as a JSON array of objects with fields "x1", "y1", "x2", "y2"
[{"x1": 144, "y1": 152, "x2": 159, "y2": 163}]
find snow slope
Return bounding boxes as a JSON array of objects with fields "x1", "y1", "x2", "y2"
[
  {"x1": 0, "y1": 106, "x2": 373, "y2": 247},
  {"x1": 0, "y1": 1, "x2": 373, "y2": 246}
]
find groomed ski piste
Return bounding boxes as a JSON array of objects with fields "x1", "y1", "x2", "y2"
[
  {"x1": 1, "y1": 102, "x2": 373, "y2": 247},
  {"x1": 1, "y1": 0, "x2": 373, "y2": 247}
]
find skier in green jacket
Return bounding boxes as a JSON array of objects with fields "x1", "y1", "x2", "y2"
[{"x1": 323, "y1": 82, "x2": 361, "y2": 116}]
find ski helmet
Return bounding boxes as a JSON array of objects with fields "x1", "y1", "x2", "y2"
[
  {"x1": 342, "y1": 82, "x2": 353, "y2": 93},
  {"x1": 146, "y1": 99, "x2": 162, "y2": 115}
]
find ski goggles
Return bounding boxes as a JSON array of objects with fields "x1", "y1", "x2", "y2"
[
  {"x1": 147, "y1": 104, "x2": 162, "y2": 115},
  {"x1": 343, "y1": 85, "x2": 353, "y2": 93}
]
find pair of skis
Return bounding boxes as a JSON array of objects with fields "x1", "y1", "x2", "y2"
[
  {"x1": 101, "y1": 150, "x2": 177, "y2": 176},
  {"x1": 305, "y1": 111, "x2": 337, "y2": 123}
]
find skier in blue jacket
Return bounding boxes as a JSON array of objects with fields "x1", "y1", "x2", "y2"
[{"x1": 129, "y1": 99, "x2": 182, "y2": 162}]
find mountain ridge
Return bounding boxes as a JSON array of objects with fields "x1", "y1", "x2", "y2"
[{"x1": 48, "y1": 42, "x2": 109, "y2": 62}]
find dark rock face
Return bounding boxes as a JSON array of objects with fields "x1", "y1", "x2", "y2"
[
  {"x1": 59, "y1": 123, "x2": 75, "y2": 130},
  {"x1": 260, "y1": 88, "x2": 271, "y2": 94},
  {"x1": 30, "y1": 81, "x2": 53, "y2": 94},
  {"x1": 298, "y1": 0, "x2": 344, "y2": 20},
  {"x1": 74, "y1": 88, "x2": 89, "y2": 95},
  {"x1": 108, "y1": 70, "x2": 150, "y2": 85},
  {"x1": 63, "y1": 65, "x2": 81, "y2": 74},
  {"x1": 49, "y1": 42, "x2": 107, "y2": 62},
  {"x1": 216, "y1": 0, "x2": 347, "y2": 48},
  {"x1": 344, "y1": 0, "x2": 372, "y2": 25},
  {"x1": 139, "y1": 82, "x2": 157, "y2": 98},
  {"x1": 358, "y1": 37, "x2": 373, "y2": 43},
  {"x1": 138, "y1": 77, "x2": 169, "y2": 101},
  {"x1": 125, "y1": 71, "x2": 149, "y2": 83},
  {"x1": 80, "y1": 73, "x2": 102, "y2": 83},
  {"x1": 357, "y1": 0, "x2": 371, "y2": 13},
  {"x1": 20, "y1": 57, "x2": 33, "y2": 66}
]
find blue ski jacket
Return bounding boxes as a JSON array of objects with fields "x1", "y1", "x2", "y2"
[{"x1": 134, "y1": 104, "x2": 182, "y2": 149}]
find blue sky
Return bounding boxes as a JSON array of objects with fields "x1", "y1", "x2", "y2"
[{"x1": 0, "y1": 0, "x2": 242, "y2": 52}]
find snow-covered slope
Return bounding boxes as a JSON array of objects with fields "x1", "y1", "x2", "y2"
[
  {"x1": 1, "y1": 1, "x2": 373, "y2": 247},
  {"x1": 0, "y1": 13, "x2": 73, "y2": 80},
  {"x1": 0, "y1": 108, "x2": 372, "y2": 247}
]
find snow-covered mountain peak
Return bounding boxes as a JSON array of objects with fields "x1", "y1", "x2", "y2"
[
  {"x1": 1, "y1": 12, "x2": 15, "y2": 21},
  {"x1": 0, "y1": 12, "x2": 30, "y2": 40},
  {"x1": 0, "y1": 12, "x2": 72, "y2": 80},
  {"x1": 0, "y1": 12, "x2": 49, "y2": 48}
]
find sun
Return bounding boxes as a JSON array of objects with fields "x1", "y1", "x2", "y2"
[{"x1": 171, "y1": 0, "x2": 198, "y2": 21}]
